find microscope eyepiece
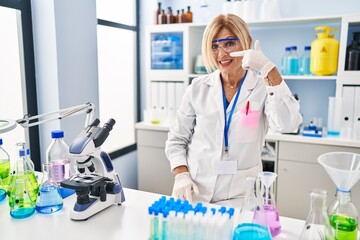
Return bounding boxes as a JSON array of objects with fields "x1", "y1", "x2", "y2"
[{"x1": 104, "y1": 118, "x2": 116, "y2": 132}]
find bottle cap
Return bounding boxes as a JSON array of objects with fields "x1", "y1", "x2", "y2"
[
  {"x1": 19, "y1": 149, "x2": 26, "y2": 157},
  {"x1": 305, "y1": 46, "x2": 311, "y2": 50},
  {"x1": 51, "y1": 130, "x2": 64, "y2": 138},
  {"x1": 0, "y1": 138, "x2": 2, "y2": 145}
]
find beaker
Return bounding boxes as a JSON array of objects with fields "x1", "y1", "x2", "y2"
[
  {"x1": 234, "y1": 176, "x2": 272, "y2": 240},
  {"x1": 299, "y1": 189, "x2": 334, "y2": 240},
  {"x1": 8, "y1": 178, "x2": 35, "y2": 219},
  {"x1": 254, "y1": 171, "x2": 281, "y2": 237},
  {"x1": 35, "y1": 163, "x2": 63, "y2": 214}
]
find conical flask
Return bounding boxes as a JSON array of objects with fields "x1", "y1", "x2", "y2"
[
  {"x1": 16, "y1": 142, "x2": 35, "y2": 171},
  {"x1": 299, "y1": 189, "x2": 334, "y2": 240},
  {"x1": 36, "y1": 163, "x2": 63, "y2": 214},
  {"x1": 8, "y1": 178, "x2": 35, "y2": 219},
  {"x1": 318, "y1": 152, "x2": 360, "y2": 240},
  {"x1": 0, "y1": 178, "x2": 6, "y2": 202},
  {"x1": 9, "y1": 149, "x2": 39, "y2": 204},
  {"x1": 233, "y1": 176, "x2": 272, "y2": 240},
  {"x1": 254, "y1": 171, "x2": 281, "y2": 237}
]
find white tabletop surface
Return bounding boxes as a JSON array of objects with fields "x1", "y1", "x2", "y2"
[{"x1": 0, "y1": 188, "x2": 305, "y2": 240}]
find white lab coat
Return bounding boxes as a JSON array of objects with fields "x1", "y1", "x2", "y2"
[{"x1": 165, "y1": 70, "x2": 302, "y2": 205}]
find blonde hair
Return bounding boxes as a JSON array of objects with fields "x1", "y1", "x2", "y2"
[{"x1": 202, "y1": 14, "x2": 252, "y2": 73}]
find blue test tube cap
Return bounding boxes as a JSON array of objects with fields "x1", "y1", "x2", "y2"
[
  {"x1": 200, "y1": 207, "x2": 207, "y2": 215},
  {"x1": 148, "y1": 206, "x2": 153, "y2": 215},
  {"x1": 0, "y1": 138, "x2": 2, "y2": 145},
  {"x1": 219, "y1": 206, "x2": 227, "y2": 214},
  {"x1": 227, "y1": 208, "x2": 235, "y2": 217},
  {"x1": 51, "y1": 130, "x2": 64, "y2": 139},
  {"x1": 211, "y1": 208, "x2": 216, "y2": 215},
  {"x1": 19, "y1": 149, "x2": 26, "y2": 157}
]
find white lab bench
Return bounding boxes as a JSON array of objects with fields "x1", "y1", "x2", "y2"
[
  {"x1": 0, "y1": 187, "x2": 305, "y2": 240},
  {"x1": 135, "y1": 122, "x2": 360, "y2": 220}
]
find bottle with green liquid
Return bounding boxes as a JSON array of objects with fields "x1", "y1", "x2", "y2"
[
  {"x1": 328, "y1": 189, "x2": 358, "y2": 240},
  {"x1": 0, "y1": 138, "x2": 10, "y2": 201},
  {"x1": 8, "y1": 149, "x2": 39, "y2": 204}
]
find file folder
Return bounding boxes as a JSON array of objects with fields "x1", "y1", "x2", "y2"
[
  {"x1": 353, "y1": 87, "x2": 360, "y2": 140},
  {"x1": 340, "y1": 86, "x2": 355, "y2": 139}
]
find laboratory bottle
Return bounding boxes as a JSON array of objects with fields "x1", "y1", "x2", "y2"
[
  {"x1": 300, "y1": 46, "x2": 311, "y2": 75},
  {"x1": 8, "y1": 178, "x2": 35, "y2": 219},
  {"x1": 288, "y1": 46, "x2": 299, "y2": 75},
  {"x1": 46, "y1": 130, "x2": 72, "y2": 184},
  {"x1": 166, "y1": 7, "x2": 174, "y2": 24},
  {"x1": 179, "y1": 9, "x2": 187, "y2": 23},
  {"x1": 8, "y1": 149, "x2": 39, "y2": 204},
  {"x1": 154, "y1": 2, "x2": 161, "y2": 25},
  {"x1": 281, "y1": 47, "x2": 291, "y2": 75},
  {"x1": 299, "y1": 189, "x2": 334, "y2": 240},
  {"x1": 328, "y1": 189, "x2": 358, "y2": 240},
  {"x1": 186, "y1": 6, "x2": 193, "y2": 23},
  {"x1": 0, "y1": 138, "x2": 11, "y2": 195},
  {"x1": 174, "y1": 10, "x2": 180, "y2": 24},
  {"x1": 345, "y1": 32, "x2": 360, "y2": 71},
  {"x1": 158, "y1": 9, "x2": 167, "y2": 24},
  {"x1": 254, "y1": 171, "x2": 281, "y2": 237},
  {"x1": 35, "y1": 162, "x2": 63, "y2": 214},
  {"x1": 310, "y1": 26, "x2": 339, "y2": 76}
]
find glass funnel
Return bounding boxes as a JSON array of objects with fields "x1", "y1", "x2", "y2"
[
  {"x1": 254, "y1": 171, "x2": 281, "y2": 237},
  {"x1": 36, "y1": 163, "x2": 63, "y2": 214},
  {"x1": 299, "y1": 189, "x2": 334, "y2": 240},
  {"x1": 318, "y1": 152, "x2": 360, "y2": 240}
]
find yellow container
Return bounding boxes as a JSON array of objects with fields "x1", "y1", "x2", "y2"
[{"x1": 310, "y1": 26, "x2": 339, "y2": 76}]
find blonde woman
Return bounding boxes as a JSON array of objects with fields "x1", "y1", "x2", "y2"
[{"x1": 165, "y1": 14, "x2": 302, "y2": 207}]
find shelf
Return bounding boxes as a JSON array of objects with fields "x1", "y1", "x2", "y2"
[{"x1": 283, "y1": 75, "x2": 337, "y2": 80}]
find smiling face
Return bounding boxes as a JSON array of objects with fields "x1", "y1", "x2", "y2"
[{"x1": 212, "y1": 27, "x2": 244, "y2": 76}]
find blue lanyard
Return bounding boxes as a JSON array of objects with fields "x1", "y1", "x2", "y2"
[{"x1": 221, "y1": 70, "x2": 248, "y2": 157}]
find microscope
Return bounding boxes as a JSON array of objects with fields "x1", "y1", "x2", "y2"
[{"x1": 60, "y1": 118, "x2": 125, "y2": 221}]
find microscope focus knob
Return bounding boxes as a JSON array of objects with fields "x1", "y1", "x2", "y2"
[{"x1": 106, "y1": 182, "x2": 122, "y2": 194}]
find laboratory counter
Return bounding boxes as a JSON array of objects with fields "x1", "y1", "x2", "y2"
[{"x1": 0, "y1": 188, "x2": 305, "y2": 240}]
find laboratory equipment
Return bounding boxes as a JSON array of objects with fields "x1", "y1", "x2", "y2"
[
  {"x1": 318, "y1": 152, "x2": 360, "y2": 240},
  {"x1": 154, "y1": 2, "x2": 161, "y2": 24},
  {"x1": 345, "y1": 32, "x2": 360, "y2": 70},
  {"x1": 300, "y1": 46, "x2": 311, "y2": 75},
  {"x1": 254, "y1": 171, "x2": 281, "y2": 237},
  {"x1": 8, "y1": 178, "x2": 35, "y2": 219},
  {"x1": 35, "y1": 163, "x2": 63, "y2": 214},
  {"x1": 0, "y1": 138, "x2": 11, "y2": 193},
  {"x1": 299, "y1": 189, "x2": 334, "y2": 240},
  {"x1": 235, "y1": 176, "x2": 272, "y2": 240},
  {"x1": 281, "y1": 47, "x2": 291, "y2": 75},
  {"x1": 8, "y1": 149, "x2": 39, "y2": 204},
  {"x1": 46, "y1": 130, "x2": 74, "y2": 198},
  {"x1": 288, "y1": 46, "x2": 299, "y2": 75},
  {"x1": 310, "y1": 26, "x2": 339, "y2": 76},
  {"x1": 60, "y1": 118, "x2": 125, "y2": 220},
  {"x1": 186, "y1": 6, "x2": 192, "y2": 23},
  {"x1": 16, "y1": 142, "x2": 35, "y2": 171},
  {"x1": 327, "y1": 97, "x2": 342, "y2": 136}
]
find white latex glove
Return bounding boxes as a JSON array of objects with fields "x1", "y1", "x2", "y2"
[
  {"x1": 172, "y1": 172, "x2": 199, "y2": 202},
  {"x1": 230, "y1": 40, "x2": 275, "y2": 79}
]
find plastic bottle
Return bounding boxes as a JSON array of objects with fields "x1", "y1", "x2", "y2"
[
  {"x1": 310, "y1": 26, "x2": 339, "y2": 76},
  {"x1": 46, "y1": 130, "x2": 74, "y2": 198},
  {"x1": 281, "y1": 47, "x2": 291, "y2": 75},
  {"x1": 0, "y1": 138, "x2": 10, "y2": 201},
  {"x1": 288, "y1": 46, "x2": 299, "y2": 75},
  {"x1": 300, "y1": 46, "x2": 311, "y2": 75},
  {"x1": 186, "y1": 6, "x2": 193, "y2": 23},
  {"x1": 299, "y1": 189, "x2": 334, "y2": 240},
  {"x1": 345, "y1": 32, "x2": 360, "y2": 71},
  {"x1": 328, "y1": 189, "x2": 358, "y2": 240}
]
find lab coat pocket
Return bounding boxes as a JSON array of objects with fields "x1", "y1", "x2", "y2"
[
  {"x1": 237, "y1": 102, "x2": 261, "y2": 142},
  {"x1": 228, "y1": 164, "x2": 262, "y2": 198}
]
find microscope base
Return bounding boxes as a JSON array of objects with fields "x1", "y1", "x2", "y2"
[{"x1": 70, "y1": 194, "x2": 120, "y2": 221}]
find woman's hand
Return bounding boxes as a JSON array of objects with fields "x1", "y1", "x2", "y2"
[
  {"x1": 230, "y1": 40, "x2": 279, "y2": 84},
  {"x1": 172, "y1": 172, "x2": 199, "y2": 203}
]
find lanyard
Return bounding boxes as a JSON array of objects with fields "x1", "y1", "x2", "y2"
[{"x1": 221, "y1": 70, "x2": 248, "y2": 157}]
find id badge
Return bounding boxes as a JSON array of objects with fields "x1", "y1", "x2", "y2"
[{"x1": 214, "y1": 157, "x2": 237, "y2": 175}]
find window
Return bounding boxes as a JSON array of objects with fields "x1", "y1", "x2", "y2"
[
  {"x1": 96, "y1": 1, "x2": 139, "y2": 157},
  {"x1": 0, "y1": 0, "x2": 39, "y2": 169}
]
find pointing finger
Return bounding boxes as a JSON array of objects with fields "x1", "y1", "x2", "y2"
[{"x1": 230, "y1": 50, "x2": 250, "y2": 57}]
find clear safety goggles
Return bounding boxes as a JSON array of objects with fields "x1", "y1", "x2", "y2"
[{"x1": 211, "y1": 37, "x2": 240, "y2": 54}]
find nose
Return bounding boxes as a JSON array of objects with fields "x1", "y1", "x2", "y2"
[{"x1": 217, "y1": 46, "x2": 229, "y2": 57}]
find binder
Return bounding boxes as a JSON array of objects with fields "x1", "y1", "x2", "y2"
[
  {"x1": 353, "y1": 87, "x2": 360, "y2": 140},
  {"x1": 158, "y1": 81, "x2": 167, "y2": 111},
  {"x1": 167, "y1": 82, "x2": 176, "y2": 122},
  {"x1": 340, "y1": 86, "x2": 355, "y2": 139},
  {"x1": 150, "y1": 81, "x2": 159, "y2": 110}
]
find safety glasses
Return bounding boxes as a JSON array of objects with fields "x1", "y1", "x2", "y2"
[{"x1": 211, "y1": 37, "x2": 240, "y2": 54}]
